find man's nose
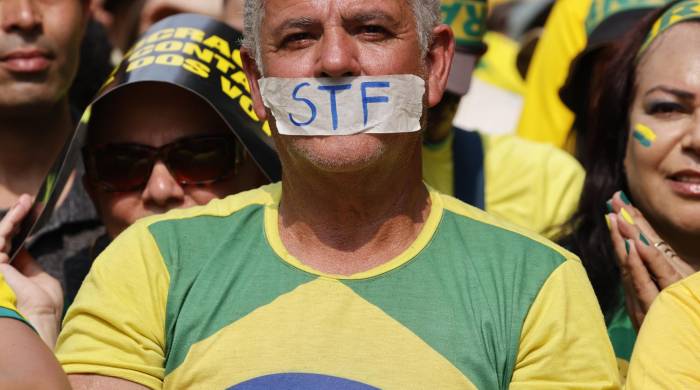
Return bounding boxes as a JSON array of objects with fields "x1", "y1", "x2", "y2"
[
  {"x1": 315, "y1": 28, "x2": 360, "y2": 78},
  {"x1": 141, "y1": 161, "x2": 186, "y2": 210},
  {"x1": 0, "y1": 0, "x2": 41, "y2": 34}
]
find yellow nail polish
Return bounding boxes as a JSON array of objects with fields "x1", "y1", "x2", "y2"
[
  {"x1": 605, "y1": 215, "x2": 612, "y2": 230},
  {"x1": 620, "y1": 208, "x2": 635, "y2": 225}
]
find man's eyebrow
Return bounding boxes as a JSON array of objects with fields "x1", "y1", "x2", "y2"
[
  {"x1": 645, "y1": 85, "x2": 696, "y2": 101},
  {"x1": 344, "y1": 10, "x2": 400, "y2": 26},
  {"x1": 272, "y1": 16, "x2": 318, "y2": 35}
]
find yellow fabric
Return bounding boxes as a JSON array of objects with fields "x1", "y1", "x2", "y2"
[
  {"x1": 422, "y1": 132, "x2": 585, "y2": 237},
  {"x1": 56, "y1": 183, "x2": 618, "y2": 389},
  {"x1": 510, "y1": 260, "x2": 621, "y2": 389},
  {"x1": 626, "y1": 272, "x2": 700, "y2": 389},
  {"x1": 422, "y1": 139, "x2": 455, "y2": 197},
  {"x1": 56, "y1": 219, "x2": 172, "y2": 389},
  {"x1": 474, "y1": 32, "x2": 525, "y2": 95},
  {"x1": 0, "y1": 273, "x2": 19, "y2": 314},
  {"x1": 515, "y1": 0, "x2": 592, "y2": 152},
  {"x1": 56, "y1": 188, "x2": 276, "y2": 389},
  {"x1": 165, "y1": 278, "x2": 477, "y2": 389}
]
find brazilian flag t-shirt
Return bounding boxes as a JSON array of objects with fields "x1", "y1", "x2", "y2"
[{"x1": 56, "y1": 183, "x2": 619, "y2": 389}]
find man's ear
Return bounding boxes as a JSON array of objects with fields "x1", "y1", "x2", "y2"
[
  {"x1": 425, "y1": 24, "x2": 455, "y2": 108},
  {"x1": 241, "y1": 48, "x2": 268, "y2": 122}
]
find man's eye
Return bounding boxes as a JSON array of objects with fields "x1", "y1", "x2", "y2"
[
  {"x1": 282, "y1": 32, "x2": 314, "y2": 47},
  {"x1": 358, "y1": 25, "x2": 391, "y2": 38}
]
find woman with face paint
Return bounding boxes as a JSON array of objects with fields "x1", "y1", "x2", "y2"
[{"x1": 559, "y1": 0, "x2": 700, "y2": 379}]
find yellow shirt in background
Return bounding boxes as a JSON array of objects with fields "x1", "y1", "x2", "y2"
[
  {"x1": 474, "y1": 32, "x2": 525, "y2": 96},
  {"x1": 422, "y1": 130, "x2": 584, "y2": 237},
  {"x1": 515, "y1": 0, "x2": 592, "y2": 152},
  {"x1": 626, "y1": 272, "x2": 700, "y2": 389}
]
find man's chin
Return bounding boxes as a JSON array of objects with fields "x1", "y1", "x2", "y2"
[
  {"x1": 0, "y1": 83, "x2": 64, "y2": 114},
  {"x1": 284, "y1": 133, "x2": 390, "y2": 174}
]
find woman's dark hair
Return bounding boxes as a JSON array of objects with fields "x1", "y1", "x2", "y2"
[{"x1": 558, "y1": 2, "x2": 681, "y2": 317}]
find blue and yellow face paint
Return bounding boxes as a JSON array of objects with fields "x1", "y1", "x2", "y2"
[
  {"x1": 632, "y1": 123, "x2": 657, "y2": 148},
  {"x1": 640, "y1": 0, "x2": 700, "y2": 55}
]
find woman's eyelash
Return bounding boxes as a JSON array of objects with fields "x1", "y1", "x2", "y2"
[{"x1": 646, "y1": 101, "x2": 686, "y2": 114}]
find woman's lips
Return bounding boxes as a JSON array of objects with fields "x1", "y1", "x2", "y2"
[
  {"x1": 667, "y1": 170, "x2": 700, "y2": 198},
  {"x1": 0, "y1": 49, "x2": 51, "y2": 73}
]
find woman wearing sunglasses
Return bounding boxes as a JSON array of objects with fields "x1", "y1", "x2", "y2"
[{"x1": 0, "y1": 15, "x2": 275, "y2": 349}]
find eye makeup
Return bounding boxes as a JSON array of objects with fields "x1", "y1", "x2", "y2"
[{"x1": 632, "y1": 123, "x2": 657, "y2": 148}]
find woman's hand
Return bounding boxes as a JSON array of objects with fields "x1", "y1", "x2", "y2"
[
  {"x1": 0, "y1": 195, "x2": 63, "y2": 349},
  {"x1": 0, "y1": 194, "x2": 32, "y2": 262},
  {"x1": 606, "y1": 191, "x2": 694, "y2": 330}
]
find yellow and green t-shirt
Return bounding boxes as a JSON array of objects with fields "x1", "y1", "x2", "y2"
[
  {"x1": 0, "y1": 273, "x2": 27, "y2": 325},
  {"x1": 626, "y1": 271, "x2": 700, "y2": 389},
  {"x1": 56, "y1": 183, "x2": 619, "y2": 389},
  {"x1": 422, "y1": 130, "x2": 584, "y2": 238}
]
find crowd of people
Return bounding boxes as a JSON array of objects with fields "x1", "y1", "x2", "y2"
[{"x1": 0, "y1": 0, "x2": 698, "y2": 388}]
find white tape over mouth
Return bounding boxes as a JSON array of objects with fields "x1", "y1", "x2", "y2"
[{"x1": 259, "y1": 75, "x2": 425, "y2": 136}]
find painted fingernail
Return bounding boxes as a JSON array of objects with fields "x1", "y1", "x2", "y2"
[
  {"x1": 625, "y1": 240, "x2": 630, "y2": 255},
  {"x1": 620, "y1": 191, "x2": 631, "y2": 205},
  {"x1": 620, "y1": 208, "x2": 635, "y2": 225},
  {"x1": 639, "y1": 233, "x2": 650, "y2": 246},
  {"x1": 606, "y1": 201, "x2": 614, "y2": 213},
  {"x1": 605, "y1": 214, "x2": 612, "y2": 230}
]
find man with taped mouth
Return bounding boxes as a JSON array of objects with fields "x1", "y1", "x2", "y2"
[{"x1": 56, "y1": 1, "x2": 619, "y2": 389}]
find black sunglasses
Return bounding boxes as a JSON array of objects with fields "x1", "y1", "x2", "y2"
[{"x1": 83, "y1": 134, "x2": 241, "y2": 192}]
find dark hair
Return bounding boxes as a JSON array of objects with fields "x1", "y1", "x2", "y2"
[{"x1": 557, "y1": 3, "x2": 680, "y2": 316}]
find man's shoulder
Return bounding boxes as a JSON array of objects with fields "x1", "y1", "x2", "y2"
[
  {"x1": 136, "y1": 183, "x2": 280, "y2": 231},
  {"x1": 437, "y1": 191, "x2": 578, "y2": 272}
]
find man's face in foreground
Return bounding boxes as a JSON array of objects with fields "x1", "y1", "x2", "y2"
[
  {"x1": 249, "y1": 0, "x2": 436, "y2": 174},
  {"x1": 0, "y1": 0, "x2": 87, "y2": 111}
]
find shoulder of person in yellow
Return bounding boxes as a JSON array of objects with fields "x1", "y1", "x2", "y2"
[
  {"x1": 626, "y1": 271, "x2": 700, "y2": 388},
  {"x1": 515, "y1": 0, "x2": 592, "y2": 151},
  {"x1": 422, "y1": 130, "x2": 584, "y2": 238}
]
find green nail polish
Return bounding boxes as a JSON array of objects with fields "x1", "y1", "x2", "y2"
[
  {"x1": 606, "y1": 201, "x2": 613, "y2": 213},
  {"x1": 620, "y1": 191, "x2": 631, "y2": 205},
  {"x1": 640, "y1": 233, "x2": 650, "y2": 246},
  {"x1": 625, "y1": 240, "x2": 630, "y2": 255}
]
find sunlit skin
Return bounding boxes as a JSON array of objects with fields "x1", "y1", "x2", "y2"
[
  {"x1": 625, "y1": 23, "x2": 700, "y2": 266},
  {"x1": 0, "y1": 0, "x2": 87, "y2": 112},
  {"x1": 242, "y1": 0, "x2": 453, "y2": 275},
  {"x1": 86, "y1": 83, "x2": 268, "y2": 238}
]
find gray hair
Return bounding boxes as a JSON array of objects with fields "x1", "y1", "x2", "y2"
[{"x1": 242, "y1": 0, "x2": 441, "y2": 72}]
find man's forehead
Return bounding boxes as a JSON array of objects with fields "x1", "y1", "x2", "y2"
[{"x1": 262, "y1": 0, "x2": 412, "y2": 27}]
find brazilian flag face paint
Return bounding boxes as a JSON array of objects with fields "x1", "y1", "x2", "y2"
[
  {"x1": 440, "y1": 0, "x2": 487, "y2": 52},
  {"x1": 633, "y1": 123, "x2": 658, "y2": 148},
  {"x1": 640, "y1": 0, "x2": 700, "y2": 55}
]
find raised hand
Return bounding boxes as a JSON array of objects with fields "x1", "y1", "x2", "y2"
[{"x1": 606, "y1": 191, "x2": 694, "y2": 330}]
